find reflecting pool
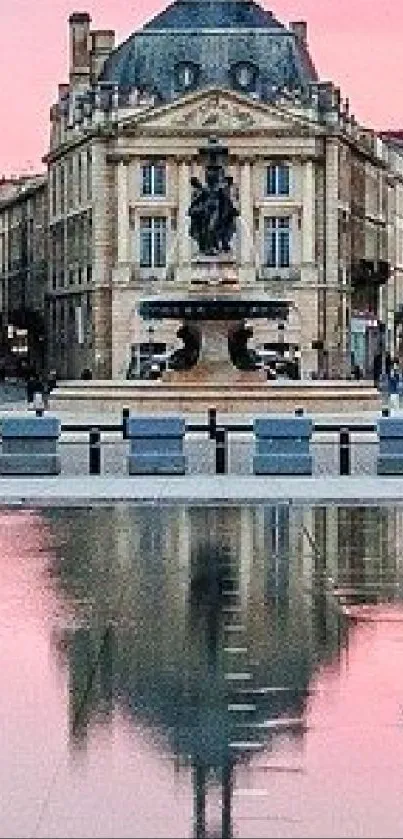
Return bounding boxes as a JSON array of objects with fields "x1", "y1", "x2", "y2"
[{"x1": 1, "y1": 504, "x2": 403, "y2": 838}]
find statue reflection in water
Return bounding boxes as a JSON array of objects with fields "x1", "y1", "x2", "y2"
[{"x1": 48, "y1": 505, "x2": 350, "y2": 839}]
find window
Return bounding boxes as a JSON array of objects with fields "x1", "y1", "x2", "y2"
[
  {"x1": 67, "y1": 157, "x2": 74, "y2": 209},
  {"x1": 264, "y1": 217, "x2": 291, "y2": 268},
  {"x1": 180, "y1": 66, "x2": 193, "y2": 87},
  {"x1": 231, "y1": 61, "x2": 258, "y2": 92},
  {"x1": 60, "y1": 166, "x2": 65, "y2": 214},
  {"x1": 51, "y1": 168, "x2": 57, "y2": 217},
  {"x1": 140, "y1": 217, "x2": 167, "y2": 267},
  {"x1": 175, "y1": 62, "x2": 198, "y2": 91},
  {"x1": 266, "y1": 164, "x2": 290, "y2": 197},
  {"x1": 51, "y1": 300, "x2": 57, "y2": 331},
  {"x1": 78, "y1": 153, "x2": 82, "y2": 206},
  {"x1": 86, "y1": 209, "x2": 93, "y2": 265},
  {"x1": 59, "y1": 223, "x2": 65, "y2": 288},
  {"x1": 86, "y1": 148, "x2": 92, "y2": 202},
  {"x1": 0, "y1": 232, "x2": 5, "y2": 274},
  {"x1": 51, "y1": 228, "x2": 57, "y2": 289},
  {"x1": 59, "y1": 300, "x2": 65, "y2": 333},
  {"x1": 141, "y1": 162, "x2": 166, "y2": 197}
]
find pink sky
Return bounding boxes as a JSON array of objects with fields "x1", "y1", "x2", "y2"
[{"x1": 0, "y1": 0, "x2": 402, "y2": 177}]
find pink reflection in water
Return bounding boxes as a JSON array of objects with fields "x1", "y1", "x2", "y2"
[
  {"x1": 0, "y1": 511, "x2": 192, "y2": 839},
  {"x1": 234, "y1": 606, "x2": 403, "y2": 839},
  {"x1": 3, "y1": 509, "x2": 403, "y2": 838}
]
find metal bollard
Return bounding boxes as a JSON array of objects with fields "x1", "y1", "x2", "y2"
[
  {"x1": 339, "y1": 427, "x2": 351, "y2": 476},
  {"x1": 33, "y1": 392, "x2": 44, "y2": 417},
  {"x1": 208, "y1": 407, "x2": 217, "y2": 440},
  {"x1": 122, "y1": 407, "x2": 130, "y2": 440},
  {"x1": 215, "y1": 427, "x2": 227, "y2": 474},
  {"x1": 295, "y1": 407, "x2": 304, "y2": 417},
  {"x1": 89, "y1": 427, "x2": 101, "y2": 475}
]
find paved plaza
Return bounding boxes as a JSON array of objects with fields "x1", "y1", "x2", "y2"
[
  {"x1": 0, "y1": 382, "x2": 400, "y2": 499},
  {"x1": 0, "y1": 474, "x2": 402, "y2": 507}
]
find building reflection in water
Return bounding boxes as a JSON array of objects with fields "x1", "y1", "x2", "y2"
[{"x1": 45, "y1": 503, "x2": 403, "y2": 839}]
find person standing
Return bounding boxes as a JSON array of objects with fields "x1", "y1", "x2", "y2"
[
  {"x1": 388, "y1": 360, "x2": 402, "y2": 413},
  {"x1": 373, "y1": 352, "x2": 383, "y2": 388}
]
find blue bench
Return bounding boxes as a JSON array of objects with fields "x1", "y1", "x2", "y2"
[
  {"x1": 377, "y1": 417, "x2": 403, "y2": 474},
  {"x1": 127, "y1": 416, "x2": 187, "y2": 475},
  {"x1": 253, "y1": 416, "x2": 313, "y2": 475},
  {"x1": 0, "y1": 416, "x2": 61, "y2": 475}
]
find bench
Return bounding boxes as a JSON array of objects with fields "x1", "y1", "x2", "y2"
[
  {"x1": 377, "y1": 417, "x2": 403, "y2": 474},
  {"x1": 253, "y1": 416, "x2": 313, "y2": 475},
  {"x1": 127, "y1": 416, "x2": 187, "y2": 475},
  {"x1": 0, "y1": 416, "x2": 61, "y2": 475}
]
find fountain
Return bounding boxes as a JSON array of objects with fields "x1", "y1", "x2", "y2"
[
  {"x1": 50, "y1": 137, "x2": 381, "y2": 415},
  {"x1": 139, "y1": 137, "x2": 291, "y2": 385}
]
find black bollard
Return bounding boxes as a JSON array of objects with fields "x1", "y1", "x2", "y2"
[
  {"x1": 382, "y1": 406, "x2": 390, "y2": 417},
  {"x1": 295, "y1": 407, "x2": 304, "y2": 417},
  {"x1": 216, "y1": 427, "x2": 227, "y2": 474},
  {"x1": 89, "y1": 427, "x2": 101, "y2": 475},
  {"x1": 33, "y1": 392, "x2": 45, "y2": 417},
  {"x1": 339, "y1": 427, "x2": 351, "y2": 476},
  {"x1": 208, "y1": 407, "x2": 217, "y2": 440},
  {"x1": 122, "y1": 407, "x2": 130, "y2": 440}
]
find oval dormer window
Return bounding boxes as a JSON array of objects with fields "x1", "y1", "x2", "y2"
[
  {"x1": 175, "y1": 62, "x2": 198, "y2": 92},
  {"x1": 232, "y1": 62, "x2": 258, "y2": 92}
]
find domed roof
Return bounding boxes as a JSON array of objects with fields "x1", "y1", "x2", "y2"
[
  {"x1": 142, "y1": 0, "x2": 284, "y2": 30},
  {"x1": 99, "y1": 0, "x2": 317, "y2": 102}
]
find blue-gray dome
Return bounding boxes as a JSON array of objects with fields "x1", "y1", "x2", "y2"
[
  {"x1": 142, "y1": 0, "x2": 284, "y2": 30},
  {"x1": 99, "y1": 0, "x2": 318, "y2": 102}
]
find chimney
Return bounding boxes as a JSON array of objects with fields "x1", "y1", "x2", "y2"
[
  {"x1": 69, "y1": 11, "x2": 91, "y2": 89},
  {"x1": 290, "y1": 21, "x2": 308, "y2": 43},
  {"x1": 58, "y1": 83, "x2": 70, "y2": 101},
  {"x1": 90, "y1": 30, "x2": 116, "y2": 82}
]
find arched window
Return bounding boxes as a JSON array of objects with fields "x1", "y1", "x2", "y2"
[
  {"x1": 231, "y1": 62, "x2": 258, "y2": 92},
  {"x1": 175, "y1": 62, "x2": 199, "y2": 92}
]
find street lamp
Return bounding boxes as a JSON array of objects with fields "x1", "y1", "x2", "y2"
[
  {"x1": 277, "y1": 321, "x2": 285, "y2": 377},
  {"x1": 148, "y1": 321, "x2": 155, "y2": 362}
]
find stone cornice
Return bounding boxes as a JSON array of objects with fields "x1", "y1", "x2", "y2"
[
  {"x1": 44, "y1": 127, "x2": 113, "y2": 166},
  {"x1": 131, "y1": 126, "x2": 318, "y2": 140},
  {"x1": 106, "y1": 153, "x2": 134, "y2": 164}
]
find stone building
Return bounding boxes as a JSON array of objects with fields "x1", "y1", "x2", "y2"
[
  {"x1": 0, "y1": 174, "x2": 47, "y2": 376},
  {"x1": 5, "y1": 0, "x2": 403, "y2": 380}
]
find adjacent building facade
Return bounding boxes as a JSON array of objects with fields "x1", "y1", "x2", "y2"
[
  {"x1": 0, "y1": 175, "x2": 47, "y2": 376},
  {"x1": 2, "y1": 0, "x2": 403, "y2": 379}
]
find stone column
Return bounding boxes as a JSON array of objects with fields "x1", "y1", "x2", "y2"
[
  {"x1": 177, "y1": 158, "x2": 192, "y2": 281},
  {"x1": 302, "y1": 159, "x2": 315, "y2": 265},
  {"x1": 325, "y1": 138, "x2": 343, "y2": 376},
  {"x1": 325, "y1": 141, "x2": 339, "y2": 284},
  {"x1": 132, "y1": 209, "x2": 140, "y2": 270},
  {"x1": 239, "y1": 158, "x2": 254, "y2": 280},
  {"x1": 91, "y1": 141, "x2": 112, "y2": 377},
  {"x1": 117, "y1": 160, "x2": 130, "y2": 264}
]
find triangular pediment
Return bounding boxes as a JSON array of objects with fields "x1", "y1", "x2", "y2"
[{"x1": 119, "y1": 87, "x2": 319, "y2": 135}]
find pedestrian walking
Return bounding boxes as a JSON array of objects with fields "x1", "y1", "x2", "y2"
[
  {"x1": 48, "y1": 370, "x2": 57, "y2": 392},
  {"x1": 373, "y1": 352, "x2": 383, "y2": 388},
  {"x1": 26, "y1": 374, "x2": 37, "y2": 405}
]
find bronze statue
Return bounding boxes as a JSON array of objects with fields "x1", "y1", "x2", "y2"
[{"x1": 189, "y1": 153, "x2": 239, "y2": 256}]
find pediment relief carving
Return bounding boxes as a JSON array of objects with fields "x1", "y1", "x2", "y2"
[
  {"x1": 170, "y1": 98, "x2": 257, "y2": 129},
  {"x1": 127, "y1": 90, "x2": 313, "y2": 135}
]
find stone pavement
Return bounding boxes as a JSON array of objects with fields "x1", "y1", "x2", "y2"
[
  {"x1": 0, "y1": 381, "x2": 394, "y2": 481},
  {"x1": 0, "y1": 475, "x2": 403, "y2": 507}
]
